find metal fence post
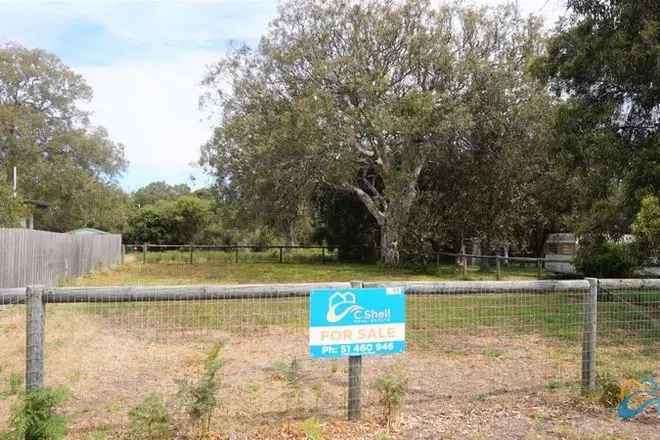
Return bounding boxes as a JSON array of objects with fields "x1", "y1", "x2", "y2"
[
  {"x1": 26, "y1": 285, "x2": 45, "y2": 392},
  {"x1": 143, "y1": 243, "x2": 148, "y2": 265},
  {"x1": 279, "y1": 247, "x2": 283, "y2": 264},
  {"x1": 582, "y1": 278, "x2": 598, "y2": 391},
  {"x1": 189, "y1": 244, "x2": 194, "y2": 265},
  {"x1": 322, "y1": 247, "x2": 325, "y2": 264},
  {"x1": 348, "y1": 280, "x2": 363, "y2": 421},
  {"x1": 536, "y1": 258, "x2": 542, "y2": 279},
  {"x1": 496, "y1": 256, "x2": 501, "y2": 281},
  {"x1": 461, "y1": 253, "x2": 468, "y2": 279},
  {"x1": 121, "y1": 244, "x2": 125, "y2": 265}
]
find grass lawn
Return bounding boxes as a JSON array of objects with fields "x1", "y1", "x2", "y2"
[{"x1": 66, "y1": 249, "x2": 545, "y2": 286}]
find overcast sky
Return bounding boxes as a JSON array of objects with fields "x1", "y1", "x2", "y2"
[{"x1": 0, "y1": 0, "x2": 567, "y2": 191}]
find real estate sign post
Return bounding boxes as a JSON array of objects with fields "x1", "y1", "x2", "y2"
[{"x1": 309, "y1": 282, "x2": 406, "y2": 420}]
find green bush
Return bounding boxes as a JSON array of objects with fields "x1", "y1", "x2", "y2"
[
  {"x1": 374, "y1": 374, "x2": 407, "y2": 430},
  {"x1": 177, "y1": 343, "x2": 223, "y2": 436},
  {"x1": 632, "y1": 194, "x2": 660, "y2": 262},
  {"x1": 300, "y1": 417, "x2": 323, "y2": 440},
  {"x1": 574, "y1": 239, "x2": 636, "y2": 277},
  {"x1": 248, "y1": 227, "x2": 278, "y2": 252},
  {"x1": 128, "y1": 394, "x2": 173, "y2": 440},
  {"x1": 1, "y1": 388, "x2": 68, "y2": 440},
  {"x1": 8, "y1": 372, "x2": 22, "y2": 396}
]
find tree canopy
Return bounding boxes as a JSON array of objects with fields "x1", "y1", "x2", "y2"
[
  {"x1": 132, "y1": 181, "x2": 192, "y2": 208},
  {"x1": 534, "y1": 0, "x2": 660, "y2": 238},
  {"x1": 201, "y1": 0, "x2": 550, "y2": 263},
  {"x1": 0, "y1": 44, "x2": 128, "y2": 231}
]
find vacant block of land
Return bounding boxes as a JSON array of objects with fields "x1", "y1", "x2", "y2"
[{"x1": 1, "y1": 289, "x2": 657, "y2": 439}]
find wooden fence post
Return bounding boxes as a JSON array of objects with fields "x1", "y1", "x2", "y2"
[
  {"x1": 496, "y1": 256, "x2": 501, "y2": 281},
  {"x1": 143, "y1": 243, "x2": 148, "y2": 265},
  {"x1": 582, "y1": 278, "x2": 598, "y2": 392},
  {"x1": 26, "y1": 285, "x2": 45, "y2": 392},
  {"x1": 348, "y1": 280, "x2": 364, "y2": 421}
]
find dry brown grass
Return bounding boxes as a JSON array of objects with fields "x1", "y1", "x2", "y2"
[{"x1": 1, "y1": 304, "x2": 657, "y2": 439}]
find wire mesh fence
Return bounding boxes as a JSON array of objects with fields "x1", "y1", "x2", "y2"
[
  {"x1": 125, "y1": 244, "x2": 347, "y2": 265},
  {"x1": 0, "y1": 280, "x2": 658, "y2": 438}
]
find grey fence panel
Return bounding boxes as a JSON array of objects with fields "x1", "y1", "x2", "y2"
[{"x1": 0, "y1": 228, "x2": 122, "y2": 288}]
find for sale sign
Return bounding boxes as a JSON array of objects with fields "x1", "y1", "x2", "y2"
[{"x1": 309, "y1": 287, "x2": 405, "y2": 358}]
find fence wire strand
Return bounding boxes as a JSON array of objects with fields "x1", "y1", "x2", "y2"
[{"x1": 1, "y1": 280, "x2": 659, "y2": 438}]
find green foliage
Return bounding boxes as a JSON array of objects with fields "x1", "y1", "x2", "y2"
[
  {"x1": 200, "y1": 1, "x2": 548, "y2": 264},
  {"x1": 177, "y1": 343, "x2": 222, "y2": 435},
  {"x1": 128, "y1": 394, "x2": 173, "y2": 440},
  {"x1": 247, "y1": 227, "x2": 278, "y2": 251},
  {"x1": 0, "y1": 44, "x2": 128, "y2": 232},
  {"x1": 132, "y1": 182, "x2": 191, "y2": 208},
  {"x1": 0, "y1": 179, "x2": 26, "y2": 227},
  {"x1": 632, "y1": 194, "x2": 660, "y2": 261},
  {"x1": 1, "y1": 387, "x2": 68, "y2": 440},
  {"x1": 311, "y1": 188, "x2": 379, "y2": 262},
  {"x1": 8, "y1": 372, "x2": 22, "y2": 395},
  {"x1": 599, "y1": 381, "x2": 622, "y2": 408},
  {"x1": 574, "y1": 239, "x2": 636, "y2": 278},
  {"x1": 534, "y1": 0, "x2": 660, "y2": 238},
  {"x1": 127, "y1": 195, "x2": 212, "y2": 244},
  {"x1": 374, "y1": 374, "x2": 407, "y2": 430},
  {"x1": 300, "y1": 417, "x2": 323, "y2": 440}
]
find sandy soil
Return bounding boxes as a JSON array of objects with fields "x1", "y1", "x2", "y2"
[{"x1": 0, "y1": 305, "x2": 657, "y2": 439}]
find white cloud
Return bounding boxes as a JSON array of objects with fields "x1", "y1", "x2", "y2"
[
  {"x1": 79, "y1": 50, "x2": 222, "y2": 190},
  {"x1": 2, "y1": 0, "x2": 567, "y2": 192}
]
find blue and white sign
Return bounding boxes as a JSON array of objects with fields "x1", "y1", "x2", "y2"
[{"x1": 309, "y1": 287, "x2": 405, "y2": 358}]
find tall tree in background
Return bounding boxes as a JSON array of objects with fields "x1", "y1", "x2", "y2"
[
  {"x1": 404, "y1": 7, "x2": 565, "y2": 260},
  {"x1": 201, "y1": 0, "x2": 546, "y2": 264},
  {"x1": 534, "y1": 0, "x2": 660, "y2": 238},
  {"x1": 0, "y1": 44, "x2": 128, "y2": 231},
  {"x1": 132, "y1": 181, "x2": 192, "y2": 207}
]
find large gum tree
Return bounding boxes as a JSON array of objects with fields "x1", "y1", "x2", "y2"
[{"x1": 201, "y1": 0, "x2": 544, "y2": 264}]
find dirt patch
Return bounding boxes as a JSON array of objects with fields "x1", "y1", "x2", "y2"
[{"x1": 0, "y1": 306, "x2": 657, "y2": 439}]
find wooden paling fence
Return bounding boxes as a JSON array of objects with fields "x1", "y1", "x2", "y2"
[{"x1": 0, "y1": 228, "x2": 122, "y2": 288}]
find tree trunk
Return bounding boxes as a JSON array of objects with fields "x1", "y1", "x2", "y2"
[
  {"x1": 379, "y1": 190, "x2": 417, "y2": 266},
  {"x1": 479, "y1": 238, "x2": 491, "y2": 271},
  {"x1": 346, "y1": 162, "x2": 423, "y2": 266},
  {"x1": 380, "y1": 218, "x2": 400, "y2": 266}
]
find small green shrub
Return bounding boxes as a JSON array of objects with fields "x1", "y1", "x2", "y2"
[
  {"x1": 278, "y1": 358, "x2": 303, "y2": 413},
  {"x1": 574, "y1": 240, "x2": 636, "y2": 277},
  {"x1": 8, "y1": 372, "x2": 22, "y2": 395},
  {"x1": 248, "y1": 227, "x2": 277, "y2": 252},
  {"x1": 300, "y1": 417, "x2": 323, "y2": 440},
  {"x1": 128, "y1": 394, "x2": 173, "y2": 440},
  {"x1": 1, "y1": 387, "x2": 68, "y2": 440},
  {"x1": 599, "y1": 381, "x2": 621, "y2": 408},
  {"x1": 177, "y1": 342, "x2": 223, "y2": 436},
  {"x1": 375, "y1": 374, "x2": 407, "y2": 430}
]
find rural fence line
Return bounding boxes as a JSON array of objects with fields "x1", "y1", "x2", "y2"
[
  {"x1": 124, "y1": 243, "x2": 569, "y2": 277},
  {"x1": 0, "y1": 278, "x2": 657, "y2": 436},
  {"x1": 0, "y1": 228, "x2": 122, "y2": 288},
  {"x1": 124, "y1": 243, "x2": 363, "y2": 265}
]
